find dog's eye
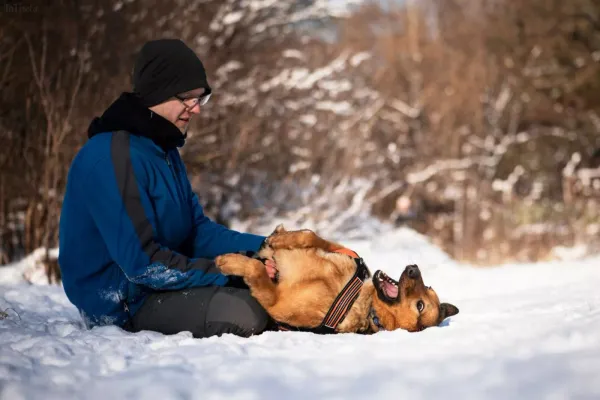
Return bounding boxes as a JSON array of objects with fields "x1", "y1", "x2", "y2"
[{"x1": 417, "y1": 300, "x2": 425, "y2": 313}]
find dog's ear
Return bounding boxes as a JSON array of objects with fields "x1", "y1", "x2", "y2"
[
  {"x1": 272, "y1": 224, "x2": 286, "y2": 235},
  {"x1": 439, "y1": 303, "x2": 459, "y2": 321}
]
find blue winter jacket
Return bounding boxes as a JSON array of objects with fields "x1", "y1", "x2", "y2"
[{"x1": 59, "y1": 95, "x2": 265, "y2": 329}]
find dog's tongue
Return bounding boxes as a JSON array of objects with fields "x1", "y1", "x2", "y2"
[{"x1": 383, "y1": 281, "x2": 398, "y2": 298}]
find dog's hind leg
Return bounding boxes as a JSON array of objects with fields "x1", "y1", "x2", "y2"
[
  {"x1": 244, "y1": 260, "x2": 279, "y2": 309},
  {"x1": 266, "y1": 230, "x2": 345, "y2": 253},
  {"x1": 215, "y1": 254, "x2": 278, "y2": 308}
]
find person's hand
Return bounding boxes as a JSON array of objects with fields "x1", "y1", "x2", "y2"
[{"x1": 265, "y1": 259, "x2": 278, "y2": 280}]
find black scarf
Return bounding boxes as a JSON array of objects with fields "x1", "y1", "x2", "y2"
[{"x1": 87, "y1": 92, "x2": 186, "y2": 151}]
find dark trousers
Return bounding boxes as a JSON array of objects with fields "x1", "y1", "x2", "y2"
[{"x1": 124, "y1": 285, "x2": 274, "y2": 339}]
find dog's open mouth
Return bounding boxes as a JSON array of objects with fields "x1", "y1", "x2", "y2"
[{"x1": 373, "y1": 270, "x2": 399, "y2": 302}]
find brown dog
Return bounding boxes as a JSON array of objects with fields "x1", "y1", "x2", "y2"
[{"x1": 215, "y1": 225, "x2": 458, "y2": 334}]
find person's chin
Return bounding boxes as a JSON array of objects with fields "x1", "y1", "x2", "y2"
[{"x1": 176, "y1": 119, "x2": 189, "y2": 131}]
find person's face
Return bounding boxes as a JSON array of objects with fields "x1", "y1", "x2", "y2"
[{"x1": 149, "y1": 87, "x2": 210, "y2": 132}]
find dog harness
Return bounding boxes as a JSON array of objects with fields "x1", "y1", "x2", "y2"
[{"x1": 275, "y1": 248, "x2": 371, "y2": 334}]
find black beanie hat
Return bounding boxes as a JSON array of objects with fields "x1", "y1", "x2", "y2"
[{"x1": 132, "y1": 39, "x2": 212, "y2": 107}]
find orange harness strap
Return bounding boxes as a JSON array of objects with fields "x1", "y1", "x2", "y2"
[{"x1": 333, "y1": 247, "x2": 359, "y2": 258}]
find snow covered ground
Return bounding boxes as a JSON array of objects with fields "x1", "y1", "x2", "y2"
[{"x1": 1, "y1": 227, "x2": 600, "y2": 400}]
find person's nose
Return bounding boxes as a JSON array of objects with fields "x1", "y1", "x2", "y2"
[{"x1": 189, "y1": 102, "x2": 201, "y2": 114}]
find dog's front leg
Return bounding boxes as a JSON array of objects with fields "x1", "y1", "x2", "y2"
[
  {"x1": 215, "y1": 254, "x2": 278, "y2": 308},
  {"x1": 215, "y1": 253, "x2": 250, "y2": 277}
]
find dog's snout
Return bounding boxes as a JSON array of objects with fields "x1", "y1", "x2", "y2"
[{"x1": 406, "y1": 264, "x2": 420, "y2": 279}]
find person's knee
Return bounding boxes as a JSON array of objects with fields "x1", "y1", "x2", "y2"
[
  {"x1": 240, "y1": 297, "x2": 270, "y2": 337},
  {"x1": 229, "y1": 291, "x2": 270, "y2": 337},
  {"x1": 205, "y1": 288, "x2": 272, "y2": 338}
]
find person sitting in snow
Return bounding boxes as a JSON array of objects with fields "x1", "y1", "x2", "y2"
[{"x1": 58, "y1": 39, "x2": 277, "y2": 338}]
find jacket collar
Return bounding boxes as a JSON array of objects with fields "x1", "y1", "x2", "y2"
[{"x1": 87, "y1": 92, "x2": 186, "y2": 151}]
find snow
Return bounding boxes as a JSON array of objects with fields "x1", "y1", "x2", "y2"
[
  {"x1": 282, "y1": 49, "x2": 305, "y2": 60},
  {"x1": 222, "y1": 11, "x2": 244, "y2": 26},
  {"x1": 260, "y1": 68, "x2": 310, "y2": 92},
  {"x1": 0, "y1": 247, "x2": 59, "y2": 286},
  {"x1": 247, "y1": 0, "x2": 279, "y2": 12},
  {"x1": 288, "y1": 161, "x2": 312, "y2": 174},
  {"x1": 325, "y1": 0, "x2": 365, "y2": 17},
  {"x1": 215, "y1": 60, "x2": 243, "y2": 78},
  {"x1": 2, "y1": 226, "x2": 600, "y2": 399},
  {"x1": 315, "y1": 100, "x2": 353, "y2": 115},
  {"x1": 260, "y1": 52, "x2": 350, "y2": 92},
  {"x1": 350, "y1": 51, "x2": 371, "y2": 67},
  {"x1": 318, "y1": 79, "x2": 352, "y2": 95},
  {"x1": 298, "y1": 114, "x2": 317, "y2": 126},
  {"x1": 290, "y1": 146, "x2": 312, "y2": 158}
]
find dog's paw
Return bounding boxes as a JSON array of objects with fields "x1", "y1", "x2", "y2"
[
  {"x1": 215, "y1": 254, "x2": 251, "y2": 276},
  {"x1": 266, "y1": 229, "x2": 317, "y2": 250},
  {"x1": 271, "y1": 224, "x2": 286, "y2": 235}
]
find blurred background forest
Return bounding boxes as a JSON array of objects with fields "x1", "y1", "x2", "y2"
[{"x1": 1, "y1": 0, "x2": 599, "y2": 282}]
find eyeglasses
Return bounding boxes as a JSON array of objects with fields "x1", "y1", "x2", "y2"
[{"x1": 174, "y1": 89, "x2": 212, "y2": 109}]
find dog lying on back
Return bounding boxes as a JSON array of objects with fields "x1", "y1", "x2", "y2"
[{"x1": 215, "y1": 225, "x2": 459, "y2": 334}]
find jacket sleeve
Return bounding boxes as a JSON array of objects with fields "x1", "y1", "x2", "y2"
[
  {"x1": 174, "y1": 154, "x2": 266, "y2": 259},
  {"x1": 188, "y1": 191, "x2": 266, "y2": 259},
  {"x1": 81, "y1": 154, "x2": 229, "y2": 290}
]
